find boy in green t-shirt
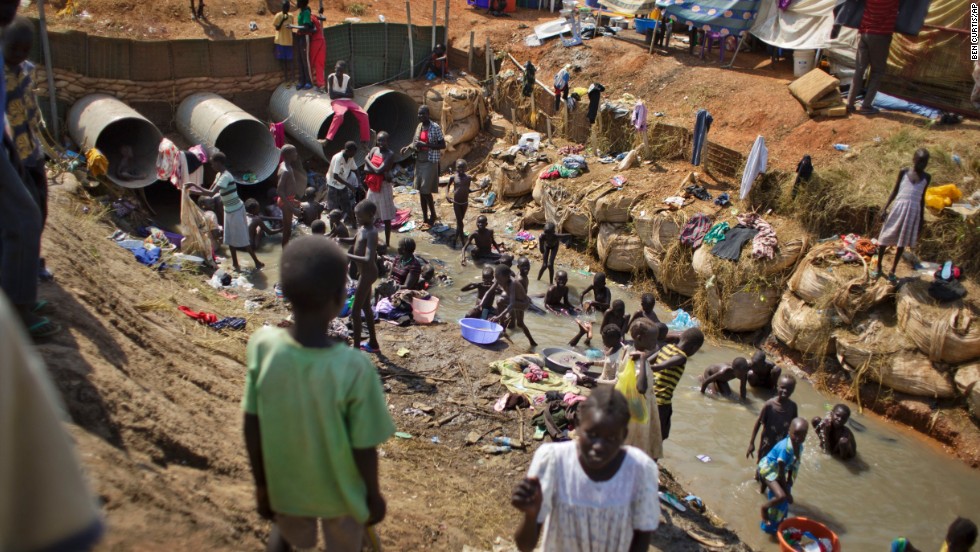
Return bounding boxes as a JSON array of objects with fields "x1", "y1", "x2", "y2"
[{"x1": 242, "y1": 236, "x2": 395, "y2": 551}]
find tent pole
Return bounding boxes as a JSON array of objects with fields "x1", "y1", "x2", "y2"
[
  {"x1": 724, "y1": 34, "x2": 746, "y2": 69},
  {"x1": 37, "y1": 0, "x2": 60, "y2": 140},
  {"x1": 407, "y1": 1, "x2": 415, "y2": 78}
]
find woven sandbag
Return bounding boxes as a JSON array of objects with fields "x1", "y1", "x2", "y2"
[
  {"x1": 632, "y1": 206, "x2": 656, "y2": 249},
  {"x1": 644, "y1": 246, "x2": 661, "y2": 278},
  {"x1": 597, "y1": 223, "x2": 645, "y2": 273},
  {"x1": 771, "y1": 292, "x2": 833, "y2": 354},
  {"x1": 439, "y1": 142, "x2": 472, "y2": 172},
  {"x1": 660, "y1": 253, "x2": 698, "y2": 297},
  {"x1": 954, "y1": 362, "x2": 980, "y2": 419},
  {"x1": 424, "y1": 83, "x2": 481, "y2": 121},
  {"x1": 831, "y1": 275, "x2": 893, "y2": 326},
  {"x1": 593, "y1": 192, "x2": 639, "y2": 223},
  {"x1": 705, "y1": 285, "x2": 781, "y2": 333},
  {"x1": 444, "y1": 115, "x2": 480, "y2": 152},
  {"x1": 532, "y1": 178, "x2": 546, "y2": 205},
  {"x1": 896, "y1": 280, "x2": 980, "y2": 364},
  {"x1": 524, "y1": 206, "x2": 546, "y2": 226},
  {"x1": 759, "y1": 237, "x2": 809, "y2": 277},
  {"x1": 492, "y1": 161, "x2": 548, "y2": 198},
  {"x1": 649, "y1": 211, "x2": 685, "y2": 253},
  {"x1": 787, "y1": 261, "x2": 838, "y2": 305},
  {"x1": 692, "y1": 245, "x2": 714, "y2": 278},
  {"x1": 563, "y1": 210, "x2": 592, "y2": 237},
  {"x1": 835, "y1": 327, "x2": 956, "y2": 398},
  {"x1": 542, "y1": 185, "x2": 592, "y2": 238}
]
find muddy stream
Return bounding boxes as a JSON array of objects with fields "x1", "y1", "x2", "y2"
[{"x1": 153, "y1": 187, "x2": 980, "y2": 550}]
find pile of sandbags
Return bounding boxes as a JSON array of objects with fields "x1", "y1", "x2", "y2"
[
  {"x1": 631, "y1": 208, "x2": 685, "y2": 252},
  {"x1": 703, "y1": 284, "x2": 781, "y2": 333},
  {"x1": 541, "y1": 185, "x2": 593, "y2": 238},
  {"x1": 597, "y1": 223, "x2": 645, "y2": 273},
  {"x1": 493, "y1": 160, "x2": 549, "y2": 199},
  {"x1": 592, "y1": 191, "x2": 642, "y2": 224},
  {"x1": 425, "y1": 82, "x2": 486, "y2": 170}
]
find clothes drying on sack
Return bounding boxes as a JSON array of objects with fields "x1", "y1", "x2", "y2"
[
  {"x1": 736, "y1": 212, "x2": 777, "y2": 260},
  {"x1": 678, "y1": 213, "x2": 713, "y2": 248},
  {"x1": 702, "y1": 221, "x2": 729, "y2": 245},
  {"x1": 739, "y1": 136, "x2": 768, "y2": 200},
  {"x1": 691, "y1": 109, "x2": 712, "y2": 166},
  {"x1": 156, "y1": 138, "x2": 181, "y2": 183},
  {"x1": 269, "y1": 122, "x2": 286, "y2": 148},
  {"x1": 522, "y1": 61, "x2": 536, "y2": 97},
  {"x1": 711, "y1": 226, "x2": 758, "y2": 261}
]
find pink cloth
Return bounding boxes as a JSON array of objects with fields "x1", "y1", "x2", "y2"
[
  {"x1": 326, "y1": 98, "x2": 371, "y2": 142},
  {"x1": 563, "y1": 393, "x2": 587, "y2": 406},
  {"x1": 269, "y1": 122, "x2": 286, "y2": 148}
]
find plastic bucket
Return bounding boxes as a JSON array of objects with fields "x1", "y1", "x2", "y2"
[
  {"x1": 777, "y1": 517, "x2": 840, "y2": 552},
  {"x1": 793, "y1": 49, "x2": 816, "y2": 77},
  {"x1": 459, "y1": 318, "x2": 504, "y2": 344},
  {"x1": 412, "y1": 296, "x2": 440, "y2": 324}
]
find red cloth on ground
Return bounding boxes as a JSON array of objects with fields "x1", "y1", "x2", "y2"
[
  {"x1": 391, "y1": 208, "x2": 412, "y2": 227},
  {"x1": 859, "y1": 0, "x2": 899, "y2": 34},
  {"x1": 178, "y1": 306, "x2": 218, "y2": 325}
]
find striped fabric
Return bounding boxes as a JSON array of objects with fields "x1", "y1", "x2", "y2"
[
  {"x1": 216, "y1": 172, "x2": 244, "y2": 213},
  {"x1": 653, "y1": 344, "x2": 687, "y2": 405}
]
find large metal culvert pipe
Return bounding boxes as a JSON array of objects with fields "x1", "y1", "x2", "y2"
[
  {"x1": 68, "y1": 94, "x2": 163, "y2": 189},
  {"x1": 269, "y1": 85, "x2": 418, "y2": 163},
  {"x1": 176, "y1": 93, "x2": 279, "y2": 184}
]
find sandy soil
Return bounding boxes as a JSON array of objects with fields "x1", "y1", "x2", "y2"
[{"x1": 36, "y1": 176, "x2": 751, "y2": 550}]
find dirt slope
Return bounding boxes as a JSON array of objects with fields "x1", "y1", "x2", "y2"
[{"x1": 35, "y1": 175, "x2": 750, "y2": 550}]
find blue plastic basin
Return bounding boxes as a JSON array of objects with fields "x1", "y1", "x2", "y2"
[{"x1": 459, "y1": 318, "x2": 504, "y2": 345}]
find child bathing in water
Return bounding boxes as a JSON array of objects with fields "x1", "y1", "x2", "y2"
[
  {"x1": 758, "y1": 417, "x2": 808, "y2": 534},
  {"x1": 489, "y1": 265, "x2": 537, "y2": 347},
  {"x1": 747, "y1": 374, "x2": 799, "y2": 462},
  {"x1": 893, "y1": 517, "x2": 977, "y2": 552},
  {"x1": 699, "y1": 356, "x2": 750, "y2": 400},
  {"x1": 580, "y1": 272, "x2": 612, "y2": 314},
  {"x1": 460, "y1": 215, "x2": 504, "y2": 266},
  {"x1": 811, "y1": 404, "x2": 857, "y2": 460},
  {"x1": 574, "y1": 324, "x2": 625, "y2": 384},
  {"x1": 544, "y1": 270, "x2": 576, "y2": 315},
  {"x1": 747, "y1": 350, "x2": 782, "y2": 389},
  {"x1": 628, "y1": 293, "x2": 660, "y2": 330},
  {"x1": 462, "y1": 266, "x2": 498, "y2": 319},
  {"x1": 569, "y1": 299, "x2": 628, "y2": 348},
  {"x1": 622, "y1": 318, "x2": 667, "y2": 461},
  {"x1": 511, "y1": 386, "x2": 660, "y2": 552},
  {"x1": 536, "y1": 222, "x2": 570, "y2": 284},
  {"x1": 445, "y1": 159, "x2": 486, "y2": 248}
]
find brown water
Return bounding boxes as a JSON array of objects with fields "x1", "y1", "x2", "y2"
[{"x1": 166, "y1": 192, "x2": 980, "y2": 550}]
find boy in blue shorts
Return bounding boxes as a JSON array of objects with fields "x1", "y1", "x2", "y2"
[{"x1": 242, "y1": 236, "x2": 395, "y2": 551}]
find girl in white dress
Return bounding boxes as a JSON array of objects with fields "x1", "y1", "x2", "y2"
[
  {"x1": 876, "y1": 148, "x2": 931, "y2": 283},
  {"x1": 511, "y1": 386, "x2": 660, "y2": 552}
]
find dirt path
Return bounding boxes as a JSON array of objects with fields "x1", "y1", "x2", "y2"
[{"x1": 35, "y1": 177, "x2": 750, "y2": 550}]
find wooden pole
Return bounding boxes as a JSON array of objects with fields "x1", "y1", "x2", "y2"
[
  {"x1": 406, "y1": 1, "x2": 415, "y2": 78},
  {"x1": 468, "y1": 31, "x2": 475, "y2": 73},
  {"x1": 486, "y1": 38, "x2": 495, "y2": 94},
  {"x1": 530, "y1": 88, "x2": 536, "y2": 127},
  {"x1": 431, "y1": 0, "x2": 437, "y2": 50},
  {"x1": 37, "y1": 0, "x2": 60, "y2": 140},
  {"x1": 444, "y1": 0, "x2": 450, "y2": 47},
  {"x1": 543, "y1": 111, "x2": 553, "y2": 143},
  {"x1": 510, "y1": 107, "x2": 518, "y2": 144}
]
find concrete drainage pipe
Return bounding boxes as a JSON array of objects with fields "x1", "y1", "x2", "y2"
[
  {"x1": 176, "y1": 93, "x2": 279, "y2": 184},
  {"x1": 269, "y1": 85, "x2": 418, "y2": 163},
  {"x1": 68, "y1": 94, "x2": 164, "y2": 189}
]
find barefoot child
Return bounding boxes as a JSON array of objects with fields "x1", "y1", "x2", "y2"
[
  {"x1": 746, "y1": 374, "x2": 799, "y2": 461},
  {"x1": 893, "y1": 518, "x2": 978, "y2": 552},
  {"x1": 490, "y1": 265, "x2": 537, "y2": 347},
  {"x1": 746, "y1": 350, "x2": 782, "y2": 389},
  {"x1": 537, "y1": 222, "x2": 570, "y2": 284},
  {"x1": 199, "y1": 153, "x2": 264, "y2": 271},
  {"x1": 622, "y1": 319, "x2": 665, "y2": 461},
  {"x1": 812, "y1": 404, "x2": 857, "y2": 460},
  {"x1": 271, "y1": 1, "x2": 294, "y2": 84},
  {"x1": 700, "y1": 357, "x2": 750, "y2": 400},
  {"x1": 299, "y1": 187, "x2": 326, "y2": 226},
  {"x1": 462, "y1": 267, "x2": 497, "y2": 319},
  {"x1": 575, "y1": 324, "x2": 625, "y2": 384},
  {"x1": 580, "y1": 272, "x2": 612, "y2": 314},
  {"x1": 516, "y1": 256, "x2": 532, "y2": 292},
  {"x1": 460, "y1": 215, "x2": 504, "y2": 265},
  {"x1": 570, "y1": 299, "x2": 627, "y2": 347},
  {"x1": 242, "y1": 236, "x2": 395, "y2": 551},
  {"x1": 758, "y1": 417, "x2": 808, "y2": 534},
  {"x1": 310, "y1": 219, "x2": 326, "y2": 235},
  {"x1": 646, "y1": 327, "x2": 704, "y2": 445},
  {"x1": 628, "y1": 293, "x2": 660, "y2": 330},
  {"x1": 327, "y1": 209, "x2": 350, "y2": 240},
  {"x1": 511, "y1": 387, "x2": 659, "y2": 552},
  {"x1": 245, "y1": 199, "x2": 283, "y2": 250},
  {"x1": 446, "y1": 159, "x2": 484, "y2": 248},
  {"x1": 544, "y1": 270, "x2": 576, "y2": 315},
  {"x1": 340, "y1": 200, "x2": 381, "y2": 353}
]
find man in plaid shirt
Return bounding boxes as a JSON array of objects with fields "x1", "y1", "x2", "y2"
[{"x1": 402, "y1": 106, "x2": 445, "y2": 226}]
